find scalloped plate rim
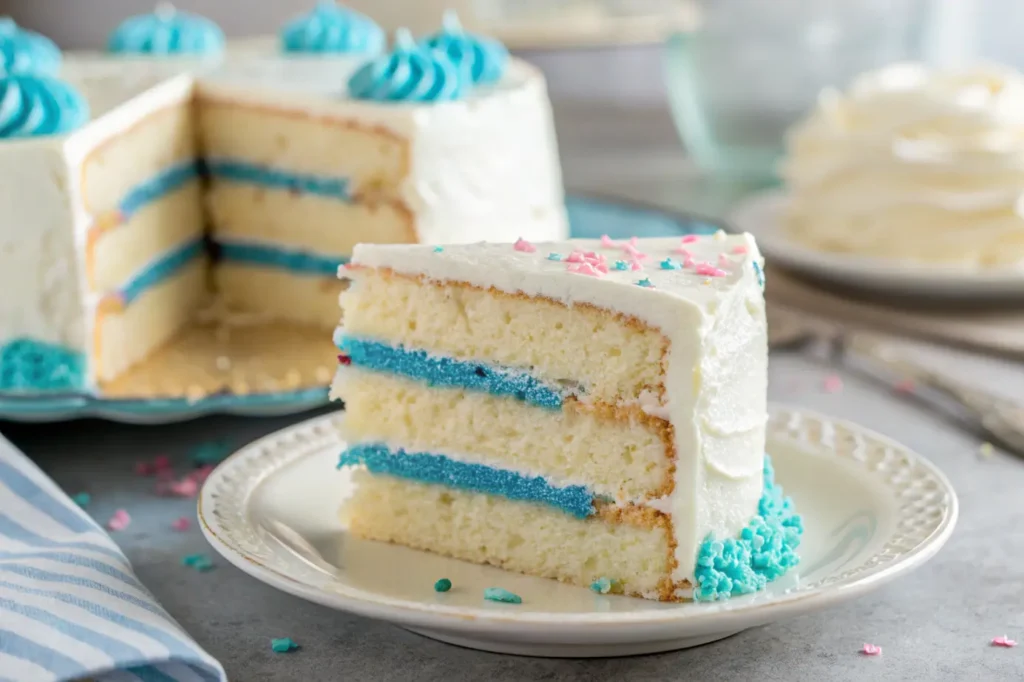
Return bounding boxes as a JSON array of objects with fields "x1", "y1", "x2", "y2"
[{"x1": 198, "y1": 405, "x2": 958, "y2": 634}]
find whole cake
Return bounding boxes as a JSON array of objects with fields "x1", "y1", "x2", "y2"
[
  {"x1": 782, "y1": 63, "x2": 1024, "y2": 269},
  {"x1": 0, "y1": 6, "x2": 565, "y2": 396},
  {"x1": 333, "y1": 235, "x2": 802, "y2": 601}
]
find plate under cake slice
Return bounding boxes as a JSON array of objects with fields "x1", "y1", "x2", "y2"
[{"x1": 332, "y1": 234, "x2": 802, "y2": 601}]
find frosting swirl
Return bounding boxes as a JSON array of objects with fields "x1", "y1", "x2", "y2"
[
  {"x1": 782, "y1": 63, "x2": 1024, "y2": 268},
  {"x1": 420, "y1": 11, "x2": 507, "y2": 85},
  {"x1": 348, "y1": 28, "x2": 466, "y2": 102},
  {"x1": 0, "y1": 18, "x2": 61, "y2": 76},
  {"x1": 107, "y1": 6, "x2": 225, "y2": 55},
  {"x1": 0, "y1": 74, "x2": 89, "y2": 138},
  {"x1": 280, "y1": 1, "x2": 384, "y2": 55}
]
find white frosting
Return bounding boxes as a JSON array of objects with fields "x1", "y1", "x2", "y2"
[
  {"x1": 198, "y1": 56, "x2": 567, "y2": 244},
  {"x1": 348, "y1": 235, "x2": 767, "y2": 584},
  {"x1": 0, "y1": 43, "x2": 565, "y2": 391},
  {"x1": 782, "y1": 62, "x2": 1024, "y2": 267}
]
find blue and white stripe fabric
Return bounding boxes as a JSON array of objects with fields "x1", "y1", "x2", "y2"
[{"x1": 0, "y1": 434, "x2": 225, "y2": 682}]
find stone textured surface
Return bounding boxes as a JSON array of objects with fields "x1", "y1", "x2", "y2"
[
  {"x1": 3, "y1": 101, "x2": 1023, "y2": 680},
  {"x1": 4, "y1": 353, "x2": 1021, "y2": 681}
]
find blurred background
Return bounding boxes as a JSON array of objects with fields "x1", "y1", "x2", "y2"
[{"x1": 0, "y1": 0, "x2": 1015, "y2": 216}]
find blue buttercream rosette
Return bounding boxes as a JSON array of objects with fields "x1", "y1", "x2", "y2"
[
  {"x1": 419, "y1": 11, "x2": 508, "y2": 85},
  {"x1": 0, "y1": 73, "x2": 89, "y2": 138},
  {"x1": 0, "y1": 17, "x2": 62, "y2": 76},
  {"x1": 107, "y1": 5, "x2": 225, "y2": 55},
  {"x1": 348, "y1": 28, "x2": 467, "y2": 102},
  {"x1": 280, "y1": 1, "x2": 384, "y2": 55}
]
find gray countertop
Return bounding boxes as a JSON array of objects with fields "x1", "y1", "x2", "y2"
[{"x1": 4, "y1": 101, "x2": 1022, "y2": 681}]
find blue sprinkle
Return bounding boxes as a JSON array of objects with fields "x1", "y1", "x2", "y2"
[
  {"x1": 339, "y1": 337, "x2": 565, "y2": 410},
  {"x1": 271, "y1": 637, "x2": 300, "y2": 653},
  {"x1": 433, "y1": 246, "x2": 444, "y2": 252},
  {"x1": 590, "y1": 577, "x2": 613, "y2": 594},
  {"x1": 613, "y1": 260, "x2": 629, "y2": 271},
  {"x1": 434, "y1": 578, "x2": 452, "y2": 592},
  {"x1": 484, "y1": 587, "x2": 522, "y2": 604},
  {"x1": 339, "y1": 444, "x2": 595, "y2": 518},
  {"x1": 753, "y1": 261, "x2": 765, "y2": 289},
  {"x1": 693, "y1": 455, "x2": 803, "y2": 601},
  {"x1": 660, "y1": 258, "x2": 682, "y2": 270},
  {"x1": 546, "y1": 252, "x2": 562, "y2": 261},
  {"x1": 71, "y1": 492, "x2": 91, "y2": 508},
  {"x1": 191, "y1": 440, "x2": 232, "y2": 466},
  {"x1": 635, "y1": 278, "x2": 654, "y2": 288},
  {"x1": 181, "y1": 553, "x2": 215, "y2": 572}
]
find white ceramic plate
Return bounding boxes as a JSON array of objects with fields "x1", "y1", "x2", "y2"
[
  {"x1": 199, "y1": 407, "x2": 957, "y2": 657},
  {"x1": 730, "y1": 190, "x2": 1024, "y2": 299}
]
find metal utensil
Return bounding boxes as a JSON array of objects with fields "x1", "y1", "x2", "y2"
[{"x1": 769, "y1": 304, "x2": 1024, "y2": 457}]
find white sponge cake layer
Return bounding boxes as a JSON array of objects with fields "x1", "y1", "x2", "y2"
[
  {"x1": 206, "y1": 182, "x2": 414, "y2": 255},
  {"x1": 75, "y1": 98, "x2": 197, "y2": 215},
  {"x1": 215, "y1": 265, "x2": 346, "y2": 329},
  {"x1": 345, "y1": 471, "x2": 676, "y2": 599},
  {"x1": 88, "y1": 181, "x2": 204, "y2": 292},
  {"x1": 337, "y1": 368, "x2": 672, "y2": 500},
  {"x1": 343, "y1": 236, "x2": 768, "y2": 586},
  {"x1": 93, "y1": 257, "x2": 207, "y2": 383},
  {"x1": 341, "y1": 269, "x2": 667, "y2": 406}
]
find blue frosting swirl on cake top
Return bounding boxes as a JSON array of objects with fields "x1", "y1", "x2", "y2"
[
  {"x1": 348, "y1": 28, "x2": 467, "y2": 102},
  {"x1": 280, "y1": 1, "x2": 384, "y2": 55},
  {"x1": 0, "y1": 74, "x2": 89, "y2": 138},
  {"x1": 0, "y1": 18, "x2": 62, "y2": 76},
  {"x1": 420, "y1": 11, "x2": 508, "y2": 85},
  {"x1": 107, "y1": 6, "x2": 225, "y2": 55}
]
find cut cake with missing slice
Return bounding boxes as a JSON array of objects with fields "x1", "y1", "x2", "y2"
[{"x1": 332, "y1": 234, "x2": 802, "y2": 601}]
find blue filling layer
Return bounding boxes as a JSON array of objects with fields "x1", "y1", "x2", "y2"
[
  {"x1": 338, "y1": 336, "x2": 564, "y2": 410},
  {"x1": 339, "y1": 443, "x2": 594, "y2": 518},
  {"x1": 120, "y1": 237, "x2": 205, "y2": 304},
  {"x1": 119, "y1": 160, "x2": 201, "y2": 217},
  {"x1": 0, "y1": 339, "x2": 84, "y2": 392},
  {"x1": 213, "y1": 240, "x2": 347, "y2": 277},
  {"x1": 693, "y1": 455, "x2": 804, "y2": 601},
  {"x1": 204, "y1": 158, "x2": 350, "y2": 201}
]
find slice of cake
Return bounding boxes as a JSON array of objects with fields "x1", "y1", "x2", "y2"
[{"x1": 333, "y1": 235, "x2": 802, "y2": 601}]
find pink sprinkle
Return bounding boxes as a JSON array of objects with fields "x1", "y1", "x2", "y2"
[
  {"x1": 567, "y1": 262, "x2": 603, "y2": 277},
  {"x1": 860, "y1": 643, "x2": 882, "y2": 656},
  {"x1": 731, "y1": 245, "x2": 749, "y2": 255},
  {"x1": 134, "y1": 461, "x2": 155, "y2": 476},
  {"x1": 583, "y1": 251, "x2": 606, "y2": 262},
  {"x1": 171, "y1": 517, "x2": 191, "y2": 532},
  {"x1": 600, "y1": 234, "x2": 616, "y2": 248},
  {"x1": 566, "y1": 250, "x2": 585, "y2": 263},
  {"x1": 694, "y1": 263, "x2": 727, "y2": 277},
  {"x1": 513, "y1": 238, "x2": 536, "y2": 253},
  {"x1": 823, "y1": 375, "x2": 844, "y2": 393},
  {"x1": 629, "y1": 260, "x2": 643, "y2": 271},
  {"x1": 169, "y1": 477, "x2": 199, "y2": 498},
  {"x1": 893, "y1": 379, "x2": 915, "y2": 394},
  {"x1": 153, "y1": 456, "x2": 172, "y2": 471},
  {"x1": 718, "y1": 253, "x2": 731, "y2": 267},
  {"x1": 156, "y1": 468, "x2": 176, "y2": 482},
  {"x1": 107, "y1": 509, "x2": 131, "y2": 532},
  {"x1": 992, "y1": 635, "x2": 1017, "y2": 648},
  {"x1": 683, "y1": 256, "x2": 696, "y2": 268},
  {"x1": 673, "y1": 247, "x2": 693, "y2": 257},
  {"x1": 681, "y1": 235, "x2": 699, "y2": 244}
]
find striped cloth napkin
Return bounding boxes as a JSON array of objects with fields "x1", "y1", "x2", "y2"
[{"x1": 0, "y1": 434, "x2": 225, "y2": 682}]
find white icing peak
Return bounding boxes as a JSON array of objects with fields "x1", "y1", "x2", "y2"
[{"x1": 782, "y1": 62, "x2": 1024, "y2": 267}]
